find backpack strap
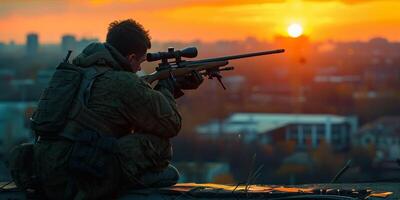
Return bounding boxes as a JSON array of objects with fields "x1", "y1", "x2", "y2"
[{"x1": 62, "y1": 66, "x2": 126, "y2": 139}]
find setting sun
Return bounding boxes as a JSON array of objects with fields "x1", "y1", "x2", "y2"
[{"x1": 288, "y1": 23, "x2": 303, "y2": 38}]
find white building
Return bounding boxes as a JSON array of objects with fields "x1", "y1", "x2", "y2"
[{"x1": 196, "y1": 113, "x2": 358, "y2": 150}]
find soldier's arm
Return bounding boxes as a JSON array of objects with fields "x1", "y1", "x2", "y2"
[{"x1": 116, "y1": 72, "x2": 182, "y2": 138}]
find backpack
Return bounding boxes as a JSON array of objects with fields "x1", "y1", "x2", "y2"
[{"x1": 30, "y1": 51, "x2": 112, "y2": 136}]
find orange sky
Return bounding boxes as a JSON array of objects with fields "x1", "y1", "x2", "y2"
[{"x1": 1, "y1": 0, "x2": 400, "y2": 44}]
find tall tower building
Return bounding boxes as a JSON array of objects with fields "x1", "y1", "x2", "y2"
[
  {"x1": 61, "y1": 34, "x2": 77, "y2": 52},
  {"x1": 26, "y1": 33, "x2": 39, "y2": 55}
]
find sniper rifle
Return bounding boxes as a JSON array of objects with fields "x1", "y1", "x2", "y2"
[{"x1": 141, "y1": 47, "x2": 285, "y2": 89}]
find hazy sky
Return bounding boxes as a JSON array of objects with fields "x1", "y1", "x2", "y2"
[{"x1": 1, "y1": 0, "x2": 400, "y2": 44}]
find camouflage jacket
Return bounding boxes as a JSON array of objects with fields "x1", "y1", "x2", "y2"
[{"x1": 72, "y1": 43, "x2": 182, "y2": 138}]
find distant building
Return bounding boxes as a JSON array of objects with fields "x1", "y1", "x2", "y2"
[
  {"x1": 0, "y1": 69, "x2": 16, "y2": 100},
  {"x1": 10, "y1": 79, "x2": 36, "y2": 101},
  {"x1": 0, "y1": 69, "x2": 16, "y2": 83},
  {"x1": 26, "y1": 33, "x2": 39, "y2": 55},
  {"x1": 352, "y1": 117, "x2": 400, "y2": 161},
  {"x1": 0, "y1": 69, "x2": 16, "y2": 82},
  {"x1": 248, "y1": 85, "x2": 296, "y2": 104},
  {"x1": 61, "y1": 34, "x2": 76, "y2": 52},
  {"x1": 61, "y1": 36, "x2": 98, "y2": 53},
  {"x1": 36, "y1": 69, "x2": 55, "y2": 85},
  {"x1": 223, "y1": 76, "x2": 245, "y2": 91},
  {"x1": 0, "y1": 102, "x2": 36, "y2": 157},
  {"x1": 314, "y1": 75, "x2": 361, "y2": 83},
  {"x1": 0, "y1": 42, "x2": 5, "y2": 50},
  {"x1": 76, "y1": 38, "x2": 99, "y2": 51},
  {"x1": 221, "y1": 75, "x2": 246, "y2": 102},
  {"x1": 197, "y1": 113, "x2": 357, "y2": 150}
]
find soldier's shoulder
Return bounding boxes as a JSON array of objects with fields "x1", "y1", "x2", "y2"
[
  {"x1": 104, "y1": 70, "x2": 151, "y2": 89},
  {"x1": 99, "y1": 70, "x2": 138, "y2": 84}
]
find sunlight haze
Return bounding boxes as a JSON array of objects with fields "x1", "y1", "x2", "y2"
[{"x1": 0, "y1": 0, "x2": 399, "y2": 43}]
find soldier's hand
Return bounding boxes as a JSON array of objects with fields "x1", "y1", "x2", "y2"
[
  {"x1": 155, "y1": 78, "x2": 184, "y2": 99},
  {"x1": 155, "y1": 71, "x2": 203, "y2": 99},
  {"x1": 175, "y1": 71, "x2": 204, "y2": 90}
]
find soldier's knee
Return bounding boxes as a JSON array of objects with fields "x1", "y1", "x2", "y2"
[{"x1": 139, "y1": 164, "x2": 180, "y2": 188}]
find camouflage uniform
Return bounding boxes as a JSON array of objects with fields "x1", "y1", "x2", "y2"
[{"x1": 33, "y1": 43, "x2": 182, "y2": 199}]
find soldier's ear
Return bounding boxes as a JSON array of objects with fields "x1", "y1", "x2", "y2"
[{"x1": 126, "y1": 53, "x2": 137, "y2": 62}]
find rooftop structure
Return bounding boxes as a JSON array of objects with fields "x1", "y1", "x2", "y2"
[
  {"x1": 353, "y1": 117, "x2": 400, "y2": 161},
  {"x1": 197, "y1": 113, "x2": 357, "y2": 149}
]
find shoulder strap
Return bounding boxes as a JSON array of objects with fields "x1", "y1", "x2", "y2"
[
  {"x1": 80, "y1": 66, "x2": 109, "y2": 106},
  {"x1": 64, "y1": 66, "x2": 125, "y2": 138}
]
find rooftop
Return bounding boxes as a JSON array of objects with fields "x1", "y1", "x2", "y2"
[
  {"x1": 0, "y1": 182, "x2": 396, "y2": 199},
  {"x1": 197, "y1": 113, "x2": 355, "y2": 135},
  {"x1": 356, "y1": 117, "x2": 400, "y2": 136}
]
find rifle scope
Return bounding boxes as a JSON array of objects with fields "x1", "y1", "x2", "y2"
[{"x1": 147, "y1": 47, "x2": 198, "y2": 62}]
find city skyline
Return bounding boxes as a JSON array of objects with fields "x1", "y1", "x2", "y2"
[
  {"x1": 1, "y1": 32, "x2": 398, "y2": 47},
  {"x1": 1, "y1": 0, "x2": 400, "y2": 44}
]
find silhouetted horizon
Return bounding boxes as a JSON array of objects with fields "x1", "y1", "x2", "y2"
[{"x1": 1, "y1": 34, "x2": 399, "y2": 46}]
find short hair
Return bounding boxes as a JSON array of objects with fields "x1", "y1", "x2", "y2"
[{"x1": 106, "y1": 19, "x2": 151, "y2": 57}]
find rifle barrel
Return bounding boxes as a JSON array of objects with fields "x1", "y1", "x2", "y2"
[{"x1": 193, "y1": 49, "x2": 285, "y2": 63}]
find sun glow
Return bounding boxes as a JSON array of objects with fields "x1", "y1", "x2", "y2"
[{"x1": 288, "y1": 23, "x2": 303, "y2": 38}]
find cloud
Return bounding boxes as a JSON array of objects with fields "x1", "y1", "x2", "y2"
[
  {"x1": 305, "y1": 0, "x2": 394, "y2": 5},
  {"x1": 183, "y1": 0, "x2": 285, "y2": 7},
  {"x1": 3, "y1": 0, "x2": 367, "y2": 19},
  {"x1": 0, "y1": 1, "x2": 68, "y2": 17},
  {"x1": 0, "y1": 0, "x2": 392, "y2": 18},
  {"x1": 1, "y1": 0, "x2": 399, "y2": 43}
]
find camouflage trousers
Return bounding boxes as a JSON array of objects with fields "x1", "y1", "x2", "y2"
[{"x1": 33, "y1": 133, "x2": 172, "y2": 199}]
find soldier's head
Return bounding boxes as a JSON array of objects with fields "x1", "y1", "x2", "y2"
[{"x1": 106, "y1": 19, "x2": 151, "y2": 72}]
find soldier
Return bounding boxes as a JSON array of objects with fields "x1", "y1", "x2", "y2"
[{"x1": 10, "y1": 19, "x2": 203, "y2": 199}]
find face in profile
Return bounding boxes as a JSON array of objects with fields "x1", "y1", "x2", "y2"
[{"x1": 127, "y1": 53, "x2": 146, "y2": 73}]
